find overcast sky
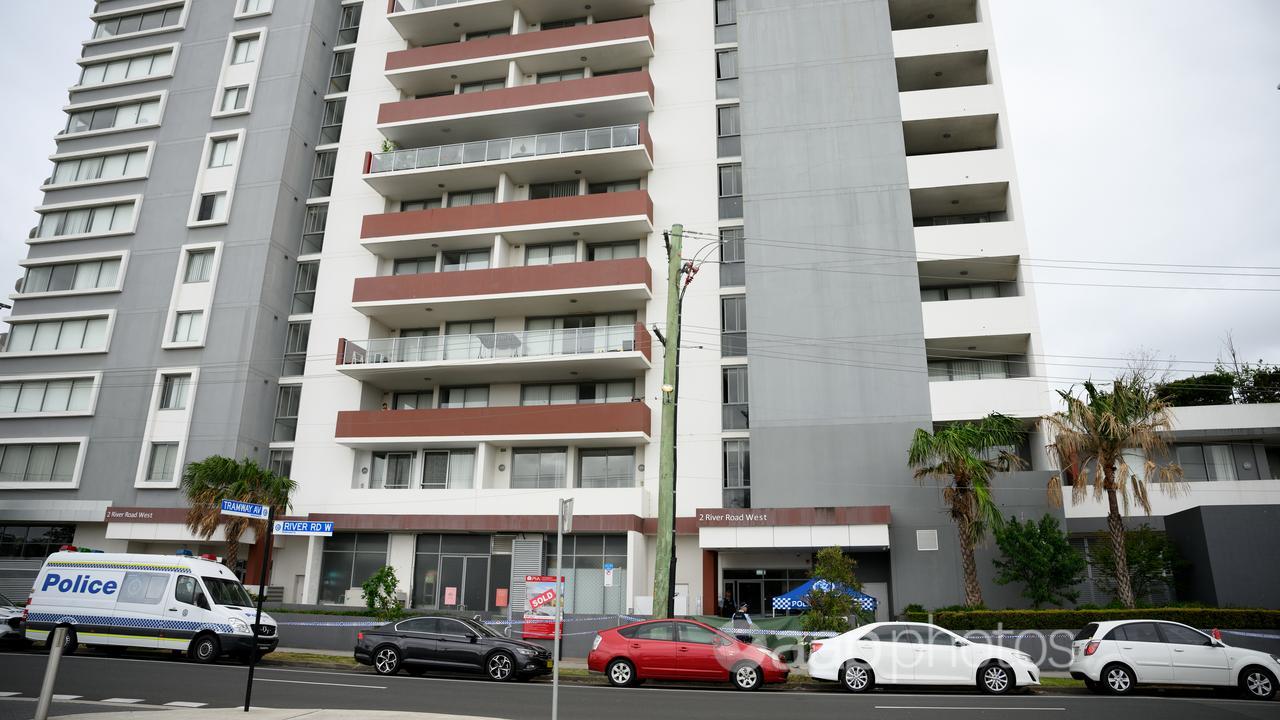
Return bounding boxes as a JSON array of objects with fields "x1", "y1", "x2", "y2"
[{"x1": 1, "y1": 0, "x2": 1277, "y2": 387}]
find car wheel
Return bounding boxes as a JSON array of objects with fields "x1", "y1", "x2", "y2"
[
  {"x1": 1102, "y1": 663, "x2": 1136, "y2": 696},
  {"x1": 979, "y1": 663, "x2": 1014, "y2": 695},
  {"x1": 486, "y1": 651, "x2": 516, "y2": 682},
  {"x1": 188, "y1": 635, "x2": 220, "y2": 664},
  {"x1": 606, "y1": 658, "x2": 637, "y2": 687},
  {"x1": 731, "y1": 662, "x2": 763, "y2": 691},
  {"x1": 841, "y1": 661, "x2": 874, "y2": 693},
  {"x1": 372, "y1": 645, "x2": 401, "y2": 676},
  {"x1": 1240, "y1": 665, "x2": 1277, "y2": 701}
]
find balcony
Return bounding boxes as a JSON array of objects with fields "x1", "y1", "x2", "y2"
[
  {"x1": 903, "y1": 114, "x2": 997, "y2": 156},
  {"x1": 360, "y1": 190, "x2": 653, "y2": 258},
  {"x1": 386, "y1": 17, "x2": 654, "y2": 97},
  {"x1": 387, "y1": 0, "x2": 654, "y2": 47},
  {"x1": 921, "y1": 295, "x2": 1035, "y2": 340},
  {"x1": 335, "y1": 401, "x2": 652, "y2": 448},
  {"x1": 914, "y1": 216, "x2": 1022, "y2": 260},
  {"x1": 892, "y1": 22, "x2": 990, "y2": 60},
  {"x1": 896, "y1": 50, "x2": 988, "y2": 93},
  {"x1": 889, "y1": 0, "x2": 977, "y2": 31},
  {"x1": 911, "y1": 181, "x2": 1008, "y2": 222},
  {"x1": 352, "y1": 258, "x2": 652, "y2": 325},
  {"x1": 906, "y1": 148, "x2": 1013, "y2": 190},
  {"x1": 377, "y1": 72, "x2": 655, "y2": 147},
  {"x1": 899, "y1": 83, "x2": 1000, "y2": 123},
  {"x1": 364, "y1": 124, "x2": 653, "y2": 201},
  {"x1": 930, "y1": 376, "x2": 1052, "y2": 423},
  {"x1": 336, "y1": 322, "x2": 653, "y2": 388}
]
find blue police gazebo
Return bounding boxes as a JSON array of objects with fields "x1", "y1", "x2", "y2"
[{"x1": 771, "y1": 579, "x2": 878, "y2": 614}]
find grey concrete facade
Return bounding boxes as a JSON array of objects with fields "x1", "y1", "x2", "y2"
[
  {"x1": 1165, "y1": 505, "x2": 1280, "y2": 608},
  {"x1": 1, "y1": 1, "x2": 340, "y2": 511}
]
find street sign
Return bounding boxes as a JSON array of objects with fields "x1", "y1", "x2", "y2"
[
  {"x1": 272, "y1": 521, "x2": 334, "y2": 536},
  {"x1": 559, "y1": 498, "x2": 574, "y2": 534},
  {"x1": 603, "y1": 567, "x2": 614, "y2": 587},
  {"x1": 220, "y1": 499, "x2": 269, "y2": 520}
]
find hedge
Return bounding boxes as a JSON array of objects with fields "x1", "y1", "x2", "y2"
[{"x1": 904, "y1": 608, "x2": 1280, "y2": 631}]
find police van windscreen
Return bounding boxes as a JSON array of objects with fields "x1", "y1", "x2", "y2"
[{"x1": 203, "y1": 577, "x2": 255, "y2": 608}]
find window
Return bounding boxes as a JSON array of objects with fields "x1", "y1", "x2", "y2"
[
  {"x1": 721, "y1": 295, "x2": 747, "y2": 356},
  {"x1": 0, "y1": 443, "x2": 80, "y2": 485},
  {"x1": 511, "y1": 448, "x2": 567, "y2": 488},
  {"x1": 37, "y1": 201, "x2": 136, "y2": 239},
  {"x1": 93, "y1": 6, "x2": 182, "y2": 40},
  {"x1": 311, "y1": 151, "x2": 337, "y2": 197},
  {"x1": 301, "y1": 204, "x2": 328, "y2": 254},
  {"x1": 220, "y1": 86, "x2": 249, "y2": 112},
  {"x1": 716, "y1": 49, "x2": 739, "y2": 99},
  {"x1": 440, "y1": 386, "x2": 488, "y2": 408},
  {"x1": 0, "y1": 525, "x2": 75, "y2": 558},
  {"x1": 282, "y1": 322, "x2": 310, "y2": 376},
  {"x1": 329, "y1": 50, "x2": 354, "y2": 93},
  {"x1": 537, "y1": 69, "x2": 585, "y2": 84},
  {"x1": 589, "y1": 180, "x2": 642, "y2": 194},
  {"x1": 175, "y1": 575, "x2": 198, "y2": 606},
  {"x1": 21, "y1": 258, "x2": 121, "y2": 294},
  {"x1": 292, "y1": 262, "x2": 319, "y2": 314},
  {"x1": 1172, "y1": 443, "x2": 1266, "y2": 482},
  {"x1": 521, "y1": 381, "x2": 634, "y2": 406},
  {"x1": 390, "y1": 390, "x2": 433, "y2": 411},
  {"x1": 422, "y1": 449, "x2": 476, "y2": 489},
  {"x1": 441, "y1": 249, "x2": 490, "y2": 272},
  {"x1": 51, "y1": 149, "x2": 148, "y2": 186},
  {"x1": 542, "y1": 18, "x2": 588, "y2": 30},
  {"x1": 394, "y1": 257, "x2": 435, "y2": 276},
  {"x1": 231, "y1": 36, "x2": 260, "y2": 65},
  {"x1": 631, "y1": 622, "x2": 674, "y2": 641},
  {"x1": 79, "y1": 49, "x2": 173, "y2": 87},
  {"x1": 196, "y1": 192, "x2": 228, "y2": 222},
  {"x1": 715, "y1": 0, "x2": 738, "y2": 42},
  {"x1": 1114, "y1": 623, "x2": 1161, "y2": 643},
  {"x1": 465, "y1": 26, "x2": 510, "y2": 40},
  {"x1": 460, "y1": 78, "x2": 505, "y2": 94},
  {"x1": 920, "y1": 284, "x2": 1002, "y2": 302},
  {"x1": 722, "y1": 366, "x2": 749, "y2": 430},
  {"x1": 1158, "y1": 623, "x2": 1212, "y2": 646},
  {"x1": 337, "y1": 3, "x2": 362, "y2": 45},
  {"x1": 719, "y1": 164, "x2": 743, "y2": 218},
  {"x1": 530, "y1": 180, "x2": 580, "y2": 200},
  {"x1": 720, "y1": 227, "x2": 745, "y2": 285},
  {"x1": 184, "y1": 249, "x2": 215, "y2": 283},
  {"x1": 117, "y1": 572, "x2": 168, "y2": 605},
  {"x1": 446, "y1": 188, "x2": 495, "y2": 207},
  {"x1": 208, "y1": 138, "x2": 237, "y2": 168},
  {"x1": 64, "y1": 99, "x2": 161, "y2": 135},
  {"x1": 320, "y1": 99, "x2": 345, "y2": 144},
  {"x1": 159, "y1": 374, "x2": 191, "y2": 410},
  {"x1": 5, "y1": 317, "x2": 109, "y2": 354},
  {"x1": 372, "y1": 451, "x2": 414, "y2": 489},
  {"x1": 401, "y1": 198, "x2": 442, "y2": 212},
  {"x1": 589, "y1": 241, "x2": 640, "y2": 261},
  {"x1": 717, "y1": 104, "x2": 741, "y2": 157},
  {"x1": 678, "y1": 622, "x2": 722, "y2": 645},
  {"x1": 240, "y1": 0, "x2": 271, "y2": 14},
  {"x1": 273, "y1": 385, "x2": 301, "y2": 441},
  {"x1": 525, "y1": 243, "x2": 576, "y2": 266},
  {"x1": 927, "y1": 356, "x2": 1026, "y2": 382},
  {"x1": 171, "y1": 311, "x2": 203, "y2": 343},
  {"x1": 318, "y1": 533, "x2": 387, "y2": 604},
  {"x1": 578, "y1": 448, "x2": 635, "y2": 488},
  {"x1": 0, "y1": 378, "x2": 95, "y2": 415},
  {"x1": 724, "y1": 439, "x2": 750, "y2": 507},
  {"x1": 145, "y1": 442, "x2": 179, "y2": 482},
  {"x1": 268, "y1": 449, "x2": 293, "y2": 478}
]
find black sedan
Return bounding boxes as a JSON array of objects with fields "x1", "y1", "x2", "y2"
[{"x1": 355, "y1": 616, "x2": 552, "y2": 681}]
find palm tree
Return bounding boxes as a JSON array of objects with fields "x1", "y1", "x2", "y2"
[
  {"x1": 908, "y1": 413, "x2": 1026, "y2": 608},
  {"x1": 181, "y1": 456, "x2": 296, "y2": 573},
  {"x1": 1043, "y1": 375, "x2": 1185, "y2": 609}
]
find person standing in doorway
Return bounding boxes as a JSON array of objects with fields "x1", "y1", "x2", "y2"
[
  {"x1": 719, "y1": 592, "x2": 734, "y2": 618},
  {"x1": 731, "y1": 603, "x2": 754, "y2": 644}
]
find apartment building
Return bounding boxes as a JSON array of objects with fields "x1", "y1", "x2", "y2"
[{"x1": 14, "y1": 0, "x2": 1266, "y2": 616}]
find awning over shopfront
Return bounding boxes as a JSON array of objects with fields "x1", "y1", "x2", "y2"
[{"x1": 771, "y1": 578, "x2": 878, "y2": 613}]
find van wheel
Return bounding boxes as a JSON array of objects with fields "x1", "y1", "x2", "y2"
[
  {"x1": 48, "y1": 628, "x2": 77, "y2": 656},
  {"x1": 188, "y1": 634, "x2": 221, "y2": 664}
]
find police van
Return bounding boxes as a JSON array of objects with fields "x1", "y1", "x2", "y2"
[{"x1": 23, "y1": 552, "x2": 278, "y2": 663}]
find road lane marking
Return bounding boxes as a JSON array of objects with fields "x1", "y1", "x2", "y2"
[
  {"x1": 875, "y1": 702, "x2": 1064, "y2": 707},
  {"x1": 0, "y1": 692, "x2": 20, "y2": 697},
  {"x1": 51, "y1": 695, "x2": 82, "y2": 701},
  {"x1": 258, "y1": 679, "x2": 386, "y2": 689},
  {"x1": 165, "y1": 701, "x2": 208, "y2": 707},
  {"x1": 102, "y1": 698, "x2": 145, "y2": 703}
]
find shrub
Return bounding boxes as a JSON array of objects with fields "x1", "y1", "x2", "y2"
[
  {"x1": 800, "y1": 546, "x2": 864, "y2": 634},
  {"x1": 361, "y1": 565, "x2": 405, "y2": 622},
  {"x1": 991, "y1": 514, "x2": 1085, "y2": 608},
  {"x1": 903, "y1": 607, "x2": 1280, "y2": 631}
]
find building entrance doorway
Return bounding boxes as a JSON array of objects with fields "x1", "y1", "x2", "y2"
[
  {"x1": 723, "y1": 579, "x2": 765, "y2": 615},
  {"x1": 438, "y1": 555, "x2": 489, "y2": 611}
]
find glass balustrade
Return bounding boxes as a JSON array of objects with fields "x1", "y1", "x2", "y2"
[
  {"x1": 342, "y1": 325, "x2": 639, "y2": 365},
  {"x1": 369, "y1": 124, "x2": 642, "y2": 174}
]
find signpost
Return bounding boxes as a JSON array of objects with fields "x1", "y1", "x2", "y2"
[
  {"x1": 272, "y1": 520, "x2": 334, "y2": 537},
  {"x1": 551, "y1": 498, "x2": 573, "y2": 720},
  {"x1": 220, "y1": 499, "x2": 273, "y2": 714}
]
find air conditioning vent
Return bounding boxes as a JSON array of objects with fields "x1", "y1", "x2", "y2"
[{"x1": 916, "y1": 529, "x2": 939, "y2": 552}]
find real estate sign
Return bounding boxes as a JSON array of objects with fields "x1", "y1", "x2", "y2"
[{"x1": 522, "y1": 575, "x2": 563, "y2": 640}]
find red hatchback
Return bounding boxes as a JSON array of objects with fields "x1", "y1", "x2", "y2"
[{"x1": 588, "y1": 619, "x2": 790, "y2": 691}]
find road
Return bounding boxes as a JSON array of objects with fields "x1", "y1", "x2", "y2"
[{"x1": 0, "y1": 650, "x2": 1276, "y2": 720}]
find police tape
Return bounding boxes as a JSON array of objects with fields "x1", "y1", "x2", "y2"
[
  {"x1": 715, "y1": 626, "x2": 838, "y2": 639},
  {"x1": 276, "y1": 615, "x2": 643, "y2": 629},
  {"x1": 1220, "y1": 629, "x2": 1280, "y2": 640}
]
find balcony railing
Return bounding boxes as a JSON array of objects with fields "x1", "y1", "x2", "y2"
[
  {"x1": 391, "y1": 0, "x2": 469, "y2": 10},
  {"x1": 369, "y1": 124, "x2": 644, "y2": 175},
  {"x1": 340, "y1": 324, "x2": 649, "y2": 366}
]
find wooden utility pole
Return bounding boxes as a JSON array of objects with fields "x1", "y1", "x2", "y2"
[{"x1": 652, "y1": 224, "x2": 683, "y2": 618}]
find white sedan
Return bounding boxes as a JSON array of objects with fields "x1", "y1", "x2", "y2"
[
  {"x1": 809, "y1": 621, "x2": 1040, "y2": 694},
  {"x1": 1070, "y1": 620, "x2": 1279, "y2": 700}
]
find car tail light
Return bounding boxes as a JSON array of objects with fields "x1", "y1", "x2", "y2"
[
  {"x1": 810, "y1": 642, "x2": 823, "y2": 653},
  {"x1": 357, "y1": 632, "x2": 364, "y2": 641},
  {"x1": 22, "y1": 596, "x2": 31, "y2": 622},
  {"x1": 1084, "y1": 641, "x2": 1100, "y2": 656},
  {"x1": 591, "y1": 634, "x2": 602, "y2": 651}
]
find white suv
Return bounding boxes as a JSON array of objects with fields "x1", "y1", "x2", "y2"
[{"x1": 1070, "y1": 620, "x2": 1279, "y2": 701}]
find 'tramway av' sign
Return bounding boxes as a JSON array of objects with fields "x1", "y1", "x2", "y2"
[{"x1": 220, "y1": 499, "x2": 270, "y2": 520}]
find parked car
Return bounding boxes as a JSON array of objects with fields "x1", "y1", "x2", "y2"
[
  {"x1": 355, "y1": 616, "x2": 551, "y2": 681},
  {"x1": 0, "y1": 592, "x2": 26, "y2": 646},
  {"x1": 587, "y1": 618, "x2": 790, "y2": 691},
  {"x1": 1070, "y1": 620, "x2": 1279, "y2": 700},
  {"x1": 808, "y1": 621, "x2": 1040, "y2": 694}
]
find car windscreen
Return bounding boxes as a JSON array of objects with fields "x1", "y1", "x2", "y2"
[
  {"x1": 1074, "y1": 623, "x2": 1099, "y2": 641},
  {"x1": 202, "y1": 577, "x2": 255, "y2": 608}
]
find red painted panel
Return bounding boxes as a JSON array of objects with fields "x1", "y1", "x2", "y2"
[
  {"x1": 378, "y1": 71, "x2": 654, "y2": 125},
  {"x1": 386, "y1": 17, "x2": 653, "y2": 71},
  {"x1": 336, "y1": 401, "x2": 651, "y2": 438},
  {"x1": 360, "y1": 190, "x2": 652, "y2": 239},
  {"x1": 352, "y1": 257, "x2": 652, "y2": 303}
]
